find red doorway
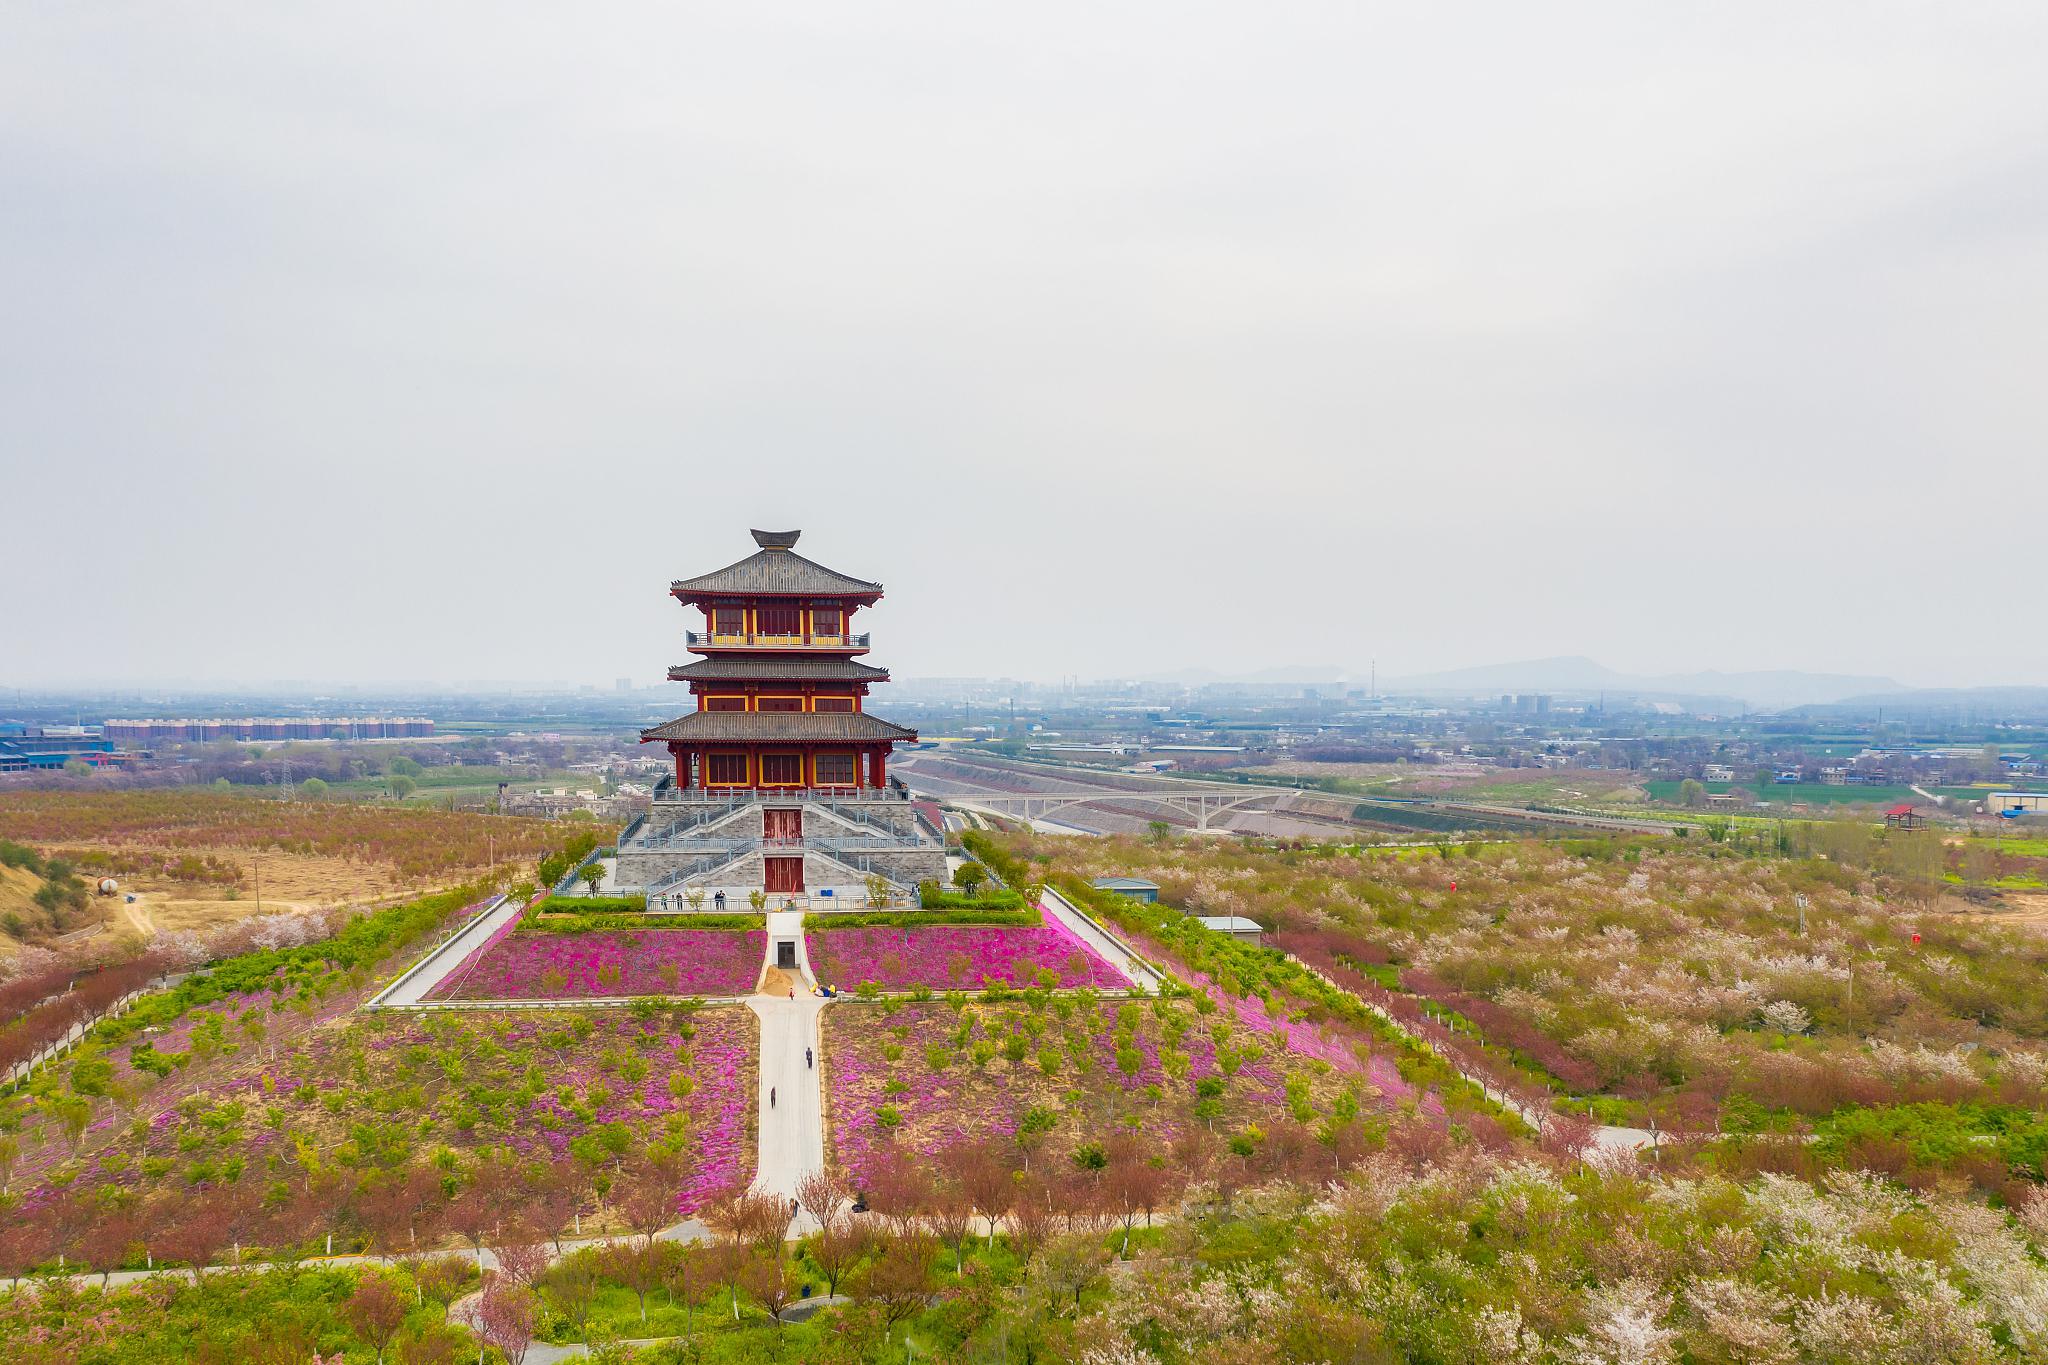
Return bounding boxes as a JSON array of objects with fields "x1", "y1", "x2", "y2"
[
  {"x1": 763, "y1": 809, "x2": 801, "y2": 845},
  {"x1": 764, "y1": 857, "x2": 803, "y2": 894}
]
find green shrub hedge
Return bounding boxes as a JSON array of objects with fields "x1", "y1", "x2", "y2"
[
  {"x1": 916, "y1": 881, "x2": 1028, "y2": 911},
  {"x1": 809, "y1": 906, "x2": 1042, "y2": 930},
  {"x1": 538, "y1": 894, "x2": 647, "y2": 914},
  {"x1": 519, "y1": 911, "x2": 764, "y2": 935}
]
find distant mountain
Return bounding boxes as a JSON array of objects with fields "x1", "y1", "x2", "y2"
[
  {"x1": 1383, "y1": 656, "x2": 1905, "y2": 711},
  {"x1": 1794, "y1": 685, "x2": 2048, "y2": 720}
]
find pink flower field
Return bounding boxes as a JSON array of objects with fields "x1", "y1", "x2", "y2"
[
  {"x1": 806, "y1": 920, "x2": 1128, "y2": 992},
  {"x1": 823, "y1": 996, "x2": 1359, "y2": 1185},
  {"x1": 426, "y1": 928, "x2": 766, "y2": 1000}
]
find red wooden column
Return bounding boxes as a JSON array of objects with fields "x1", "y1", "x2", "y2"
[{"x1": 872, "y1": 746, "x2": 888, "y2": 788}]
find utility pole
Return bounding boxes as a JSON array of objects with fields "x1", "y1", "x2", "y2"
[{"x1": 1794, "y1": 893, "x2": 1807, "y2": 937}]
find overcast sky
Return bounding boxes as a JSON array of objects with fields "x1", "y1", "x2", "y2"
[{"x1": 4, "y1": 4, "x2": 2045, "y2": 692}]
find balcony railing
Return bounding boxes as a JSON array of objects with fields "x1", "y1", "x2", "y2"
[
  {"x1": 686, "y1": 631, "x2": 870, "y2": 650},
  {"x1": 653, "y1": 784, "x2": 908, "y2": 804}
]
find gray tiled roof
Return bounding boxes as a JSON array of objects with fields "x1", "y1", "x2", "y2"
[
  {"x1": 671, "y1": 530, "x2": 883, "y2": 599},
  {"x1": 667, "y1": 657, "x2": 889, "y2": 683},
  {"x1": 640, "y1": 711, "x2": 918, "y2": 743}
]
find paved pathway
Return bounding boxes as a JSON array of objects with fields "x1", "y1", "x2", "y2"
[
  {"x1": 367, "y1": 895, "x2": 514, "y2": 1007},
  {"x1": 749, "y1": 911, "x2": 829, "y2": 1235},
  {"x1": 1040, "y1": 887, "x2": 1161, "y2": 994},
  {"x1": 748, "y1": 995, "x2": 827, "y2": 1232}
]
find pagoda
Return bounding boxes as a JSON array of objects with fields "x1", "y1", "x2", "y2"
[{"x1": 612, "y1": 529, "x2": 946, "y2": 904}]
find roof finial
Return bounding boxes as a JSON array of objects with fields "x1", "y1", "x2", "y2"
[{"x1": 751, "y1": 529, "x2": 801, "y2": 550}]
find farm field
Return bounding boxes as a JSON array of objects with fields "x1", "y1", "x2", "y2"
[
  {"x1": 425, "y1": 925, "x2": 768, "y2": 1000},
  {"x1": 1642, "y1": 779, "x2": 1989, "y2": 807},
  {"x1": 1236, "y1": 761, "x2": 1649, "y2": 805},
  {"x1": 0, "y1": 790, "x2": 587, "y2": 953},
  {"x1": 324, "y1": 762, "x2": 587, "y2": 799},
  {"x1": 806, "y1": 920, "x2": 1127, "y2": 993}
]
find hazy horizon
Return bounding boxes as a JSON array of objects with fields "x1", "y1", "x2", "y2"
[{"x1": 5, "y1": 5, "x2": 2045, "y2": 693}]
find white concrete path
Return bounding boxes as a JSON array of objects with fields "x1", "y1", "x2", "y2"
[
  {"x1": 366, "y1": 895, "x2": 514, "y2": 1007},
  {"x1": 1040, "y1": 886, "x2": 1162, "y2": 994},
  {"x1": 748, "y1": 992, "x2": 827, "y2": 1234}
]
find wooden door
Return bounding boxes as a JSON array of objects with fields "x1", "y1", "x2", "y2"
[
  {"x1": 763, "y1": 809, "x2": 801, "y2": 844},
  {"x1": 764, "y1": 857, "x2": 804, "y2": 894}
]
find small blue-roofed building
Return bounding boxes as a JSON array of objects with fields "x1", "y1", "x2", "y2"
[{"x1": 1090, "y1": 876, "x2": 1160, "y2": 903}]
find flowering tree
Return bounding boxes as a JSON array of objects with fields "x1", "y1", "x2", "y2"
[
  {"x1": 342, "y1": 1272, "x2": 408, "y2": 1365},
  {"x1": 853, "y1": 1231, "x2": 937, "y2": 1333},
  {"x1": 807, "y1": 1220, "x2": 872, "y2": 1299},
  {"x1": 795, "y1": 1165, "x2": 855, "y2": 1233},
  {"x1": 540, "y1": 1249, "x2": 601, "y2": 1338},
  {"x1": 475, "y1": 1282, "x2": 537, "y2": 1365},
  {"x1": 949, "y1": 1143, "x2": 1015, "y2": 1250},
  {"x1": 602, "y1": 1238, "x2": 673, "y2": 1325}
]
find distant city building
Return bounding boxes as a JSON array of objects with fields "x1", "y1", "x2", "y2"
[{"x1": 101, "y1": 717, "x2": 433, "y2": 742}]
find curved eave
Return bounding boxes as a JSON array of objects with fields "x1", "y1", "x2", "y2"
[{"x1": 671, "y1": 586, "x2": 884, "y2": 606}]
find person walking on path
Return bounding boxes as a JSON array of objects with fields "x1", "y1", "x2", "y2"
[
  {"x1": 714, "y1": 890, "x2": 727, "y2": 911},
  {"x1": 806, "y1": 1047, "x2": 813, "y2": 1070},
  {"x1": 770, "y1": 1086, "x2": 777, "y2": 1109}
]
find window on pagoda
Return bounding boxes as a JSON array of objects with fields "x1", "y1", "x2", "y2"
[
  {"x1": 712, "y1": 607, "x2": 745, "y2": 635},
  {"x1": 760, "y1": 753, "x2": 803, "y2": 785},
  {"x1": 757, "y1": 605, "x2": 802, "y2": 636},
  {"x1": 706, "y1": 753, "x2": 749, "y2": 785},
  {"x1": 704, "y1": 695, "x2": 747, "y2": 712},
  {"x1": 815, "y1": 751, "x2": 856, "y2": 786},
  {"x1": 812, "y1": 607, "x2": 843, "y2": 636},
  {"x1": 813, "y1": 695, "x2": 854, "y2": 712},
  {"x1": 757, "y1": 696, "x2": 803, "y2": 713}
]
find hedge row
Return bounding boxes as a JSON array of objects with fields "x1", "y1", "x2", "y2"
[
  {"x1": 538, "y1": 894, "x2": 647, "y2": 914},
  {"x1": 915, "y1": 882, "x2": 1028, "y2": 911},
  {"x1": 806, "y1": 906, "x2": 1042, "y2": 930},
  {"x1": 517, "y1": 911, "x2": 765, "y2": 935}
]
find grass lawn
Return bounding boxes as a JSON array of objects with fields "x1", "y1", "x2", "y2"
[
  {"x1": 1968, "y1": 836, "x2": 2048, "y2": 857},
  {"x1": 325, "y1": 764, "x2": 592, "y2": 805}
]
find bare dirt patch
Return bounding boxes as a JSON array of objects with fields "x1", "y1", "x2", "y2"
[
  {"x1": 4, "y1": 845, "x2": 494, "y2": 955},
  {"x1": 1949, "y1": 891, "x2": 2048, "y2": 932}
]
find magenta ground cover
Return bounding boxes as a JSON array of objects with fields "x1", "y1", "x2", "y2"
[
  {"x1": 806, "y1": 921, "x2": 1128, "y2": 992},
  {"x1": 426, "y1": 928, "x2": 766, "y2": 1000},
  {"x1": 824, "y1": 999, "x2": 1291, "y2": 1185}
]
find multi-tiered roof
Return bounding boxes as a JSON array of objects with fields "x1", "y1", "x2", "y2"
[{"x1": 641, "y1": 530, "x2": 917, "y2": 789}]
